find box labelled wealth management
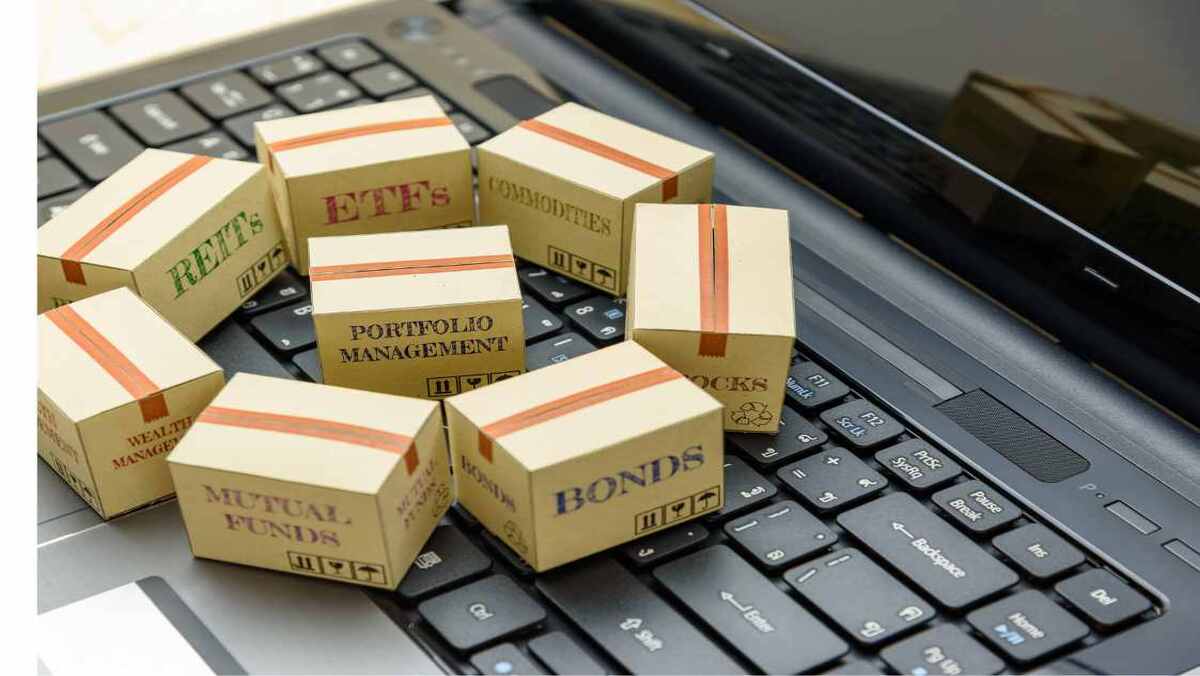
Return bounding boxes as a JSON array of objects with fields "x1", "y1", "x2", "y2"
[
  {"x1": 38, "y1": 149, "x2": 287, "y2": 341},
  {"x1": 311, "y1": 225, "x2": 524, "y2": 398},
  {"x1": 38, "y1": 288, "x2": 224, "y2": 519},
  {"x1": 477, "y1": 102, "x2": 713, "y2": 294},
  {"x1": 445, "y1": 341, "x2": 724, "y2": 571},
  {"x1": 255, "y1": 97, "x2": 473, "y2": 274},
  {"x1": 628, "y1": 203, "x2": 796, "y2": 433},
  {"x1": 168, "y1": 374, "x2": 452, "y2": 589}
]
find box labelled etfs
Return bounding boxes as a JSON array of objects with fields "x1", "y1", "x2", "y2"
[
  {"x1": 445, "y1": 341, "x2": 724, "y2": 571},
  {"x1": 38, "y1": 288, "x2": 225, "y2": 519},
  {"x1": 167, "y1": 374, "x2": 452, "y2": 589},
  {"x1": 477, "y1": 102, "x2": 713, "y2": 294},
  {"x1": 627, "y1": 203, "x2": 796, "y2": 433}
]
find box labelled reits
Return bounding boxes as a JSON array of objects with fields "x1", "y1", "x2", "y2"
[
  {"x1": 168, "y1": 373, "x2": 452, "y2": 589},
  {"x1": 37, "y1": 149, "x2": 287, "y2": 341},
  {"x1": 444, "y1": 341, "x2": 724, "y2": 571},
  {"x1": 38, "y1": 288, "x2": 225, "y2": 519},
  {"x1": 477, "y1": 102, "x2": 714, "y2": 294}
]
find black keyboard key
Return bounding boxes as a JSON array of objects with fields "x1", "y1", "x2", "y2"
[
  {"x1": 223, "y1": 103, "x2": 295, "y2": 148},
  {"x1": 519, "y1": 267, "x2": 590, "y2": 306},
  {"x1": 111, "y1": 92, "x2": 211, "y2": 145},
  {"x1": 715, "y1": 456, "x2": 776, "y2": 519},
  {"x1": 725, "y1": 500, "x2": 835, "y2": 570},
  {"x1": 249, "y1": 301, "x2": 315, "y2": 352},
  {"x1": 536, "y1": 557, "x2": 743, "y2": 674},
  {"x1": 565, "y1": 296, "x2": 625, "y2": 343},
  {"x1": 820, "y1": 399, "x2": 906, "y2": 448},
  {"x1": 521, "y1": 294, "x2": 562, "y2": 343},
  {"x1": 41, "y1": 112, "x2": 144, "y2": 181},
  {"x1": 182, "y1": 73, "x2": 273, "y2": 119},
  {"x1": 1054, "y1": 569, "x2": 1151, "y2": 629},
  {"x1": 317, "y1": 40, "x2": 381, "y2": 71},
  {"x1": 655, "y1": 546, "x2": 848, "y2": 674},
  {"x1": 277, "y1": 72, "x2": 361, "y2": 113},
  {"x1": 292, "y1": 349, "x2": 322, "y2": 382},
  {"x1": 37, "y1": 137, "x2": 49, "y2": 159},
  {"x1": 472, "y1": 643, "x2": 545, "y2": 675},
  {"x1": 197, "y1": 320, "x2": 294, "y2": 380},
  {"x1": 38, "y1": 188, "x2": 89, "y2": 226},
  {"x1": 452, "y1": 112, "x2": 491, "y2": 144},
  {"x1": 387, "y1": 87, "x2": 454, "y2": 112},
  {"x1": 250, "y1": 52, "x2": 323, "y2": 85},
  {"x1": 786, "y1": 361, "x2": 850, "y2": 410},
  {"x1": 875, "y1": 439, "x2": 962, "y2": 491},
  {"x1": 525, "y1": 333, "x2": 594, "y2": 371},
  {"x1": 419, "y1": 575, "x2": 545, "y2": 652},
  {"x1": 785, "y1": 548, "x2": 935, "y2": 646},
  {"x1": 932, "y1": 480, "x2": 1021, "y2": 535},
  {"x1": 527, "y1": 632, "x2": 605, "y2": 675},
  {"x1": 993, "y1": 524, "x2": 1085, "y2": 581},
  {"x1": 826, "y1": 659, "x2": 883, "y2": 675},
  {"x1": 777, "y1": 447, "x2": 887, "y2": 513},
  {"x1": 398, "y1": 525, "x2": 492, "y2": 601},
  {"x1": 473, "y1": 75, "x2": 558, "y2": 119},
  {"x1": 481, "y1": 530, "x2": 535, "y2": 578},
  {"x1": 350, "y1": 62, "x2": 417, "y2": 98},
  {"x1": 620, "y1": 522, "x2": 709, "y2": 568},
  {"x1": 239, "y1": 269, "x2": 307, "y2": 316},
  {"x1": 966, "y1": 590, "x2": 1089, "y2": 664},
  {"x1": 728, "y1": 406, "x2": 826, "y2": 467},
  {"x1": 38, "y1": 158, "x2": 82, "y2": 198},
  {"x1": 880, "y1": 624, "x2": 1005, "y2": 676},
  {"x1": 165, "y1": 131, "x2": 248, "y2": 160},
  {"x1": 838, "y1": 493, "x2": 1019, "y2": 610}
]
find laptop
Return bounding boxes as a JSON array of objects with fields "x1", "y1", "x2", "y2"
[{"x1": 36, "y1": 0, "x2": 1200, "y2": 673}]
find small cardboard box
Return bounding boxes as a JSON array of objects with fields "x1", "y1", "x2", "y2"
[
  {"x1": 444, "y1": 341, "x2": 724, "y2": 571},
  {"x1": 38, "y1": 149, "x2": 288, "y2": 341},
  {"x1": 477, "y1": 102, "x2": 714, "y2": 294},
  {"x1": 255, "y1": 97, "x2": 473, "y2": 274},
  {"x1": 627, "y1": 203, "x2": 796, "y2": 433},
  {"x1": 38, "y1": 288, "x2": 225, "y2": 519},
  {"x1": 310, "y1": 225, "x2": 525, "y2": 399},
  {"x1": 168, "y1": 373, "x2": 452, "y2": 589}
]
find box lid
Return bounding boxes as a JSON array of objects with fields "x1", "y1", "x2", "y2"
[
  {"x1": 479, "y1": 102, "x2": 712, "y2": 201},
  {"x1": 38, "y1": 287, "x2": 221, "y2": 422},
  {"x1": 630, "y1": 203, "x2": 795, "y2": 342},
  {"x1": 1147, "y1": 163, "x2": 1200, "y2": 203},
  {"x1": 966, "y1": 81, "x2": 1137, "y2": 157},
  {"x1": 256, "y1": 97, "x2": 467, "y2": 178},
  {"x1": 167, "y1": 373, "x2": 439, "y2": 494},
  {"x1": 37, "y1": 149, "x2": 261, "y2": 272},
  {"x1": 309, "y1": 225, "x2": 521, "y2": 315},
  {"x1": 448, "y1": 341, "x2": 720, "y2": 471}
]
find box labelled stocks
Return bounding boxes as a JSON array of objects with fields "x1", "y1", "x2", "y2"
[
  {"x1": 255, "y1": 97, "x2": 473, "y2": 274},
  {"x1": 38, "y1": 288, "x2": 224, "y2": 519},
  {"x1": 168, "y1": 374, "x2": 452, "y2": 590},
  {"x1": 38, "y1": 149, "x2": 287, "y2": 341},
  {"x1": 477, "y1": 102, "x2": 713, "y2": 295},
  {"x1": 628, "y1": 203, "x2": 796, "y2": 433},
  {"x1": 445, "y1": 341, "x2": 724, "y2": 571},
  {"x1": 310, "y1": 225, "x2": 524, "y2": 399}
]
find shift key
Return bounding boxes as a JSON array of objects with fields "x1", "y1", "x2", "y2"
[{"x1": 837, "y1": 493, "x2": 1018, "y2": 609}]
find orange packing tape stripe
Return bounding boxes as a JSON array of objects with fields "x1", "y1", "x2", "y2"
[
  {"x1": 60, "y1": 155, "x2": 212, "y2": 285},
  {"x1": 517, "y1": 118, "x2": 679, "y2": 200},
  {"x1": 697, "y1": 204, "x2": 730, "y2": 357},
  {"x1": 46, "y1": 305, "x2": 169, "y2": 423},
  {"x1": 266, "y1": 117, "x2": 453, "y2": 171},
  {"x1": 476, "y1": 365, "x2": 683, "y2": 462},
  {"x1": 310, "y1": 254, "x2": 515, "y2": 282}
]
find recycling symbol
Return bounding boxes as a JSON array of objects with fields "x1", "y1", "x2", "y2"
[{"x1": 732, "y1": 401, "x2": 773, "y2": 427}]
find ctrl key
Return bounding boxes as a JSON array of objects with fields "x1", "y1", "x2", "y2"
[
  {"x1": 418, "y1": 576, "x2": 546, "y2": 651},
  {"x1": 966, "y1": 590, "x2": 1089, "y2": 664}
]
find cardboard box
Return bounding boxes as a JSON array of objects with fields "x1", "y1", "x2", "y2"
[
  {"x1": 38, "y1": 288, "x2": 225, "y2": 519},
  {"x1": 38, "y1": 149, "x2": 287, "y2": 341},
  {"x1": 168, "y1": 373, "x2": 452, "y2": 589},
  {"x1": 477, "y1": 102, "x2": 714, "y2": 294},
  {"x1": 310, "y1": 225, "x2": 525, "y2": 399},
  {"x1": 444, "y1": 341, "x2": 724, "y2": 571},
  {"x1": 255, "y1": 97, "x2": 473, "y2": 274},
  {"x1": 627, "y1": 203, "x2": 796, "y2": 433}
]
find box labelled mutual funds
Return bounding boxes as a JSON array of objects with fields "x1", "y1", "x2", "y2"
[
  {"x1": 255, "y1": 97, "x2": 473, "y2": 274},
  {"x1": 310, "y1": 225, "x2": 524, "y2": 399},
  {"x1": 445, "y1": 341, "x2": 724, "y2": 571},
  {"x1": 168, "y1": 374, "x2": 452, "y2": 589},
  {"x1": 37, "y1": 288, "x2": 224, "y2": 519},
  {"x1": 477, "y1": 102, "x2": 713, "y2": 294},
  {"x1": 37, "y1": 149, "x2": 287, "y2": 341},
  {"x1": 628, "y1": 203, "x2": 796, "y2": 433}
]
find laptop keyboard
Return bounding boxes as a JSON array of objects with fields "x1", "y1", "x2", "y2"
[{"x1": 37, "y1": 36, "x2": 1159, "y2": 675}]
